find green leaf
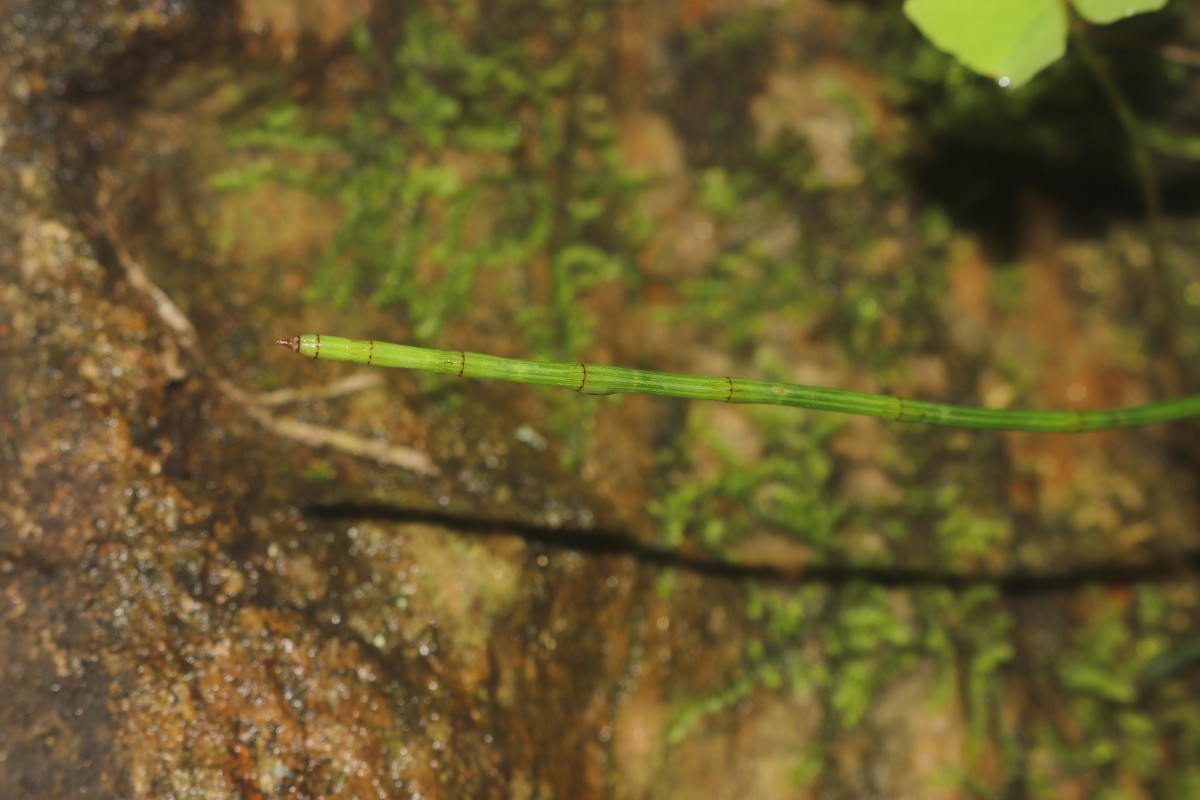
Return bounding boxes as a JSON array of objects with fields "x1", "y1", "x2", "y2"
[
  {"x1": 903, "y1": 0, "x2": 1068, "y2": 89},
  {"x1": 1070, "y1": 0, "x2": 1168, "y2": 24}
]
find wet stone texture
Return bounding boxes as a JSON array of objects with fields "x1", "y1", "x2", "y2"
[
  {"x1": 4, "y1": 1, "x2": 1200, "y2": 799},
  {"x1": 0, "y1": 120, "x2": 638, "y2": 797},
  {"x1": 0, "y1": 4, "x2": 660, "y2": 798},
  {"x1": 3, "y1": 168, "x2": 423, "y2": 794},
  {"x1": 0, "y1": 203, "x2": 661, "y2": 796}
]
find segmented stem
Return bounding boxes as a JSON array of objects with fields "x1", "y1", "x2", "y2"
[{"x1": 278, "y1": 335, "x2": 1200, "y2": 432}]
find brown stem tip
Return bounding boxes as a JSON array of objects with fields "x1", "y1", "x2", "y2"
[{"x1": 276, "y1": 337, "x2": 301, "y2": 353}]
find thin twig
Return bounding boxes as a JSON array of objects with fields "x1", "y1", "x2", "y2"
[
  {"x1": 254, "y1": 372, "x2": 383, "y2": 407},
  {"x1": 92, "y1": 207, "x2": 439, "y2": 477}
]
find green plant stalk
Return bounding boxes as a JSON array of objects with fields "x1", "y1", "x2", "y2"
[
  {"x1": 1072, "y1": 29, "x2": 1186, "y2": 397},
  {"x1": 279, "y1": 335, "x2": 1200, "y2": 432}
]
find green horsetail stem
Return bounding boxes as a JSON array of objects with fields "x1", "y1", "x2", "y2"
[{"x1": 278, "y1": 335, "x2": 1200, "y2": 432}]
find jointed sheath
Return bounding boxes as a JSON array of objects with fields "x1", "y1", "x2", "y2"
[{"x1": 278, "y1": 334, "x2": 1200, "y2": 432}]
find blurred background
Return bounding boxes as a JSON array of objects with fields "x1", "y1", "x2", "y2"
[{"x1": 3, "y1": 1, "x2": 1200, "y2": 796}]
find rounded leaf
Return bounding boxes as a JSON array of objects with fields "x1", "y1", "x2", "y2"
[
  {"x1": 1070, "y1": 0, "x2": 1168, "y2": 24},
  {"x1": 904, "y1": 0, "x2": 1068, "y2": 89}
]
